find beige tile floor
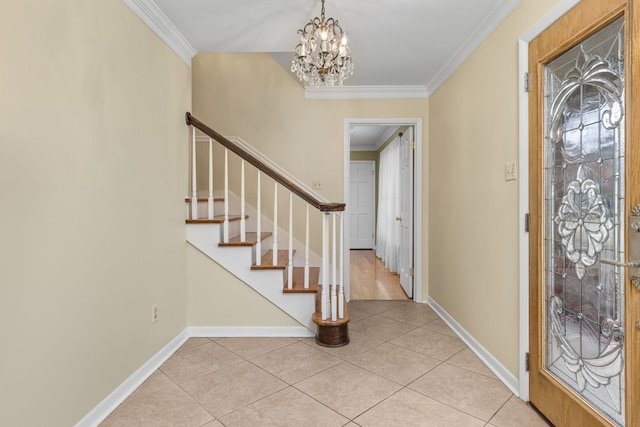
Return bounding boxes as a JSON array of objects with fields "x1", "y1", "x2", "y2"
[{"x1": 100, "y1": 300, "x2": 551, "y2": 427}]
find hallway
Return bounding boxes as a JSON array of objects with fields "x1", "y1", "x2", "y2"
[
  {"x1": 101, "y1": 300, "x2": 548, "y2": 426},
  {"x1": 350, "y1": 250, "x2": 409, "y2": 300}
]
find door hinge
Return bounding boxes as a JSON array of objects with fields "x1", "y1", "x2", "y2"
[
  {"x1": 525, "y1": 352, "x2": 530, "y2": 372},
  {"x1": 524, "y1": 72, "x2": 530, "y2": 93},
  {"x1": 409, "y1": 268, "x2": 414, "y2": 277},
  {"x1": 525, "y1": 213, "x2": 530, "y2": 233},
  {"x1": 410, "y1": 140, "x2": 415, "y2": 150}
]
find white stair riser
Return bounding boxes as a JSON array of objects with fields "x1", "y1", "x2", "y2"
[{"x1": 189, "y1": 193, "x2": 318, "y2": 265}]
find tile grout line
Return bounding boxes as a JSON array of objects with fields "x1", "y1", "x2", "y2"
[
  {"x1": 398, "y1": 345, "x2": 505, "y2": 424},
  {"x1": 102, "y1": 301, "x2": 545, "y2": 426}
]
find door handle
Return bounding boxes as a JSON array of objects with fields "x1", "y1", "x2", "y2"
[
  {"x1": 600, "y1": 259, "x2": 640, "y2": 268},
  {"x1": 599, "y1": 205, "x2": 640, "y2": 290},
  {"x1": 600, "y1": 258, "x2": 640, "y2": 290},
  {"x1": 395, "y1": 217, "x2": 402, "y2": 221}
]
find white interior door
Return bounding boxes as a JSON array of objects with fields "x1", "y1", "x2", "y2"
[
  {"x1": 349, "y1": 161, "x2": 375, "y2": 249},
  {"x1": 399, "y1": 128, "x2": 414, "y2": 298}
]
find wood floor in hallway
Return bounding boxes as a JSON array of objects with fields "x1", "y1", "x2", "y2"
[{"x1": 350, "y1": 250, "x2": 409, "y2": 300}]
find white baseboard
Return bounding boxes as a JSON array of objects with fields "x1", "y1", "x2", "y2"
[
  {"x1": 189, "y1": 325, "x2": 315, "y2": 337},
  {"x1": 427, "y1": 298, "x2": 520, "y2": 397},
  {"x1": 74, "y1": 329, "x2": 189, "y2": 427},
  {"x1": 75, "y1": 325, "x2": 315, "y2": 426}
]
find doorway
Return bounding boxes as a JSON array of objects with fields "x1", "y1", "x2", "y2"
[{"x1": 343, "y1": 119, "x2": 423, "y2": 303}]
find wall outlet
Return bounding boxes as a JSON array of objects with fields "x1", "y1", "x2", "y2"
[
  {"x1": 151, "y1": 304, "x2": 159, "y2": 323},
  {"x1": 311, "y1": 180, "x2": 322, "y2": 190},
  {"x1": 505, "y1": 161, "x2": 518, "y2": 181}
]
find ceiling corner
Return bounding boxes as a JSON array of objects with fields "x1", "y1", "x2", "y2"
[
  {"x1": 122, "y1": 0, "x2": 197, "y2": 65},
  {"x1": 426, "y1": 0, "x2": 523, "y2": 94}
]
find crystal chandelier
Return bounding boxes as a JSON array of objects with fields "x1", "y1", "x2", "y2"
[{"x1": 291, "y1": 0, "x2": 353, "y2": 86}]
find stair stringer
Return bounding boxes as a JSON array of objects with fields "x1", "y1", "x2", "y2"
[{"x1": 187, "y1": 223, "x2": 317, "y2": 332}]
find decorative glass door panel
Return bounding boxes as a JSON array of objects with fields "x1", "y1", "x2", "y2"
[{"x1": 543, "y1": 17, "x2": 625, "y2": 426}]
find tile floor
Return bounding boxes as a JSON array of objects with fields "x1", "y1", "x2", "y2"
[{"x1": 100, "y1": 300, "x2": 550, "y2": 427}]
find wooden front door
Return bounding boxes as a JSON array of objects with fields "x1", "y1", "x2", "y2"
[{"x1": 528, "y1": 0, "x2": 639, "y2": 425}]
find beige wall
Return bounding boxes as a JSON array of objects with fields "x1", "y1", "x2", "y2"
[
  {"x1": 428, "y1": 0, "x2": 562, "y2": 377},
  {"x1": 350, "y1": 151, "x2": 378, "y2": 161},
  {"x1": 187, "y1": 245, "x2": 299, "y2": 326},
  {"x1": 0, "y1": 1, "x2": 191, "y2": 426},
  {"x1": 192, "y1": 53, "x2": 428, "y2": 204},
  {"x1": 190, "y1": 53, "x2": 430, "y2": 312}
]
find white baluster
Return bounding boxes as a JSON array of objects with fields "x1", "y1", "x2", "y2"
[
  {"x1": 256, "y1": 172, "x2": 261, "y2": 266},
  {"x1": 191, "y1": 127, "x2": 197, "y2": 220},
  {"x1": 321, "y1": 212, "x2": 329, "y2": 320},
  {"x1": 240, "y1": 160, "x2": 246, "y2": 242},
  {"x1": 223, "y1": 148, "x2": 229, "y2": 242},
  {"x1": 304, "y1": 204, "x2": 310, "y2": 289},
  {"x1": 272, "y1": 182, "x2": 278, "y2": 266},
  {"x1": 287, "y1": 192, "x2": 293, "y2": 290},
  {"x1": 338, "y1": 212, "x2": 344, "y2": 319},
  {"x1": 331, "y1": 213, "x2": 337, "y2": 321},
  {"x1": 207, "y1": 137, "x2": 214, "y2": 219}
]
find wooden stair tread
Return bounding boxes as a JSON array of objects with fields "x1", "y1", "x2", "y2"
[
  {"x1": 184, "y1": 197, "x2": 225, "y2": 203},
  {"x1": 251, "y1": 250, "x2": 292, "y2": 270},
  {"x1": 219, "y1": 232, "x2": 272, "y2": 247},
  {"x1": 186, "y1": 214, "x2": 247, "y2": 224},
  {"x1": 283, "y1": 267, "x2": 319, "y2": 293}
]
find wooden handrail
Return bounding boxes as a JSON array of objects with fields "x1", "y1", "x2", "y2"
[{"x1": 186, "y1": 112, "x2": 345, "y2": 212}]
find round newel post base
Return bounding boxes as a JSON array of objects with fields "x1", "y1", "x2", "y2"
[{"x1": 315, "y1": 323, "x2": 350, "y2": 347}]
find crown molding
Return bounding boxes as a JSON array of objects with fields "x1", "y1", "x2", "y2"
[
  {"x1": 122, "y1": 0, "x2": 196, "y2": 66},
  {"x1": 304, "y1": 85, "x2": 429, "y2": 100},
  {"x1": 426, "y1": 0, "x2": 523, "y2": 95}
]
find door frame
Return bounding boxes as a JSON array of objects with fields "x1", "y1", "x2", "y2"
[
  {"x1": 343, "y1": 118, "x2": 424, "y2": 303},
  {"x1": 517, "y1": 0, "x2": 584, "y2": 401},
  {"x1": 349, "y1": 160, "x2": 376, "y2": 250}
]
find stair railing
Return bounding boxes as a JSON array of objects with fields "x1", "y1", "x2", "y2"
[{"x1": 185, "y1": 112, "x2": 345, "y2": 322}]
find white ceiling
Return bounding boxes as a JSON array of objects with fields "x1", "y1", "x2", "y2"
[
  {"x1": 146, "y1": 0, "x2": 523, "y2": 93},
  {"x1": 130, "y1": 0, "x2": 522, "y2": 150},
  {"x1": 350, "y1": 125, "x2": 399, "y2": 151}
]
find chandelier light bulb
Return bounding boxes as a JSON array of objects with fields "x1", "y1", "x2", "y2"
[{"x1": 320, "y1": 25, "x2": 329, "y2": 41}]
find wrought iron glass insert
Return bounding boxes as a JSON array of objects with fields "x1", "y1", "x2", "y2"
[{"x1": 543, "y1": 17, "x2": 625, "y2": 426}]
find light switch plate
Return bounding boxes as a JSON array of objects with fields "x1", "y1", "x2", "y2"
[{"x1": 505, "y1": 161, "x2": 517, "y2": 181}]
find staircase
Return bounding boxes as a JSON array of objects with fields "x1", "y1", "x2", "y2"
[{"x1": 185, "y1": 113, "x2": 349, "y2": 346}]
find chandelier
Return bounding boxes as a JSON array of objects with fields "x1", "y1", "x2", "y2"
[{"x1": 291, "y1": 0, "x2": 353, "y2": 86}]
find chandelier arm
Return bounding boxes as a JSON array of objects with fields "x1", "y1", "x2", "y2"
[{"x1": 303, "y1": 21, "x2": 315, "y2": 35}]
